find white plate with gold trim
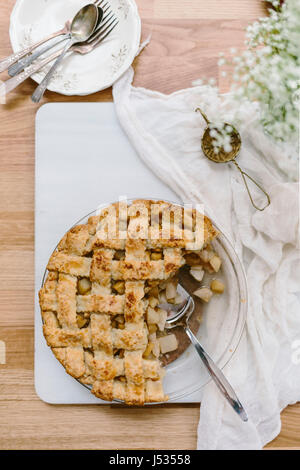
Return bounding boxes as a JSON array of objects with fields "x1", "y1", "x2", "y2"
[{"x1": 9, "y1": 0, "x2": 141, "y2": 96}]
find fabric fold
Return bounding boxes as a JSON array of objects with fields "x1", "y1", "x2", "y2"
[{"x1": 113, "y1": 68, "x2": 300, "y2": 450}]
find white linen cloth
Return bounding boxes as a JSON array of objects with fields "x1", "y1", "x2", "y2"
[{"x1": 112, "y1": 68, "x2": 300, "y2": 450}]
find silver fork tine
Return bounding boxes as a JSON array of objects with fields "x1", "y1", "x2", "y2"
[
  {"x1": 89, "y1": 19, "x2": 118, "y2": 46},
  {"x1": 100, "y1": 12, "x2": 114, "y2": 25},
  {"x1": 94, "y1": 1, "x2": 110, "y2": 20},
  {"x1": 89, "y1": 2, "x2": 112, "y2": 34},
  {"x1": 94, "y1": 0, "x2": 109, "y2": 16},
  {"x1": 87, "y1": 12, "x2": 113, "y2": 42},
  {"x1": 96, "y1": 1, "x2": 110, "y2": 14},
  {"x1": 86, "y1": 0, "x2": 110, "y2": 37},
  {"x1": 5, "y1": 0, "x2": 115, "y2": 81},
  {"x1": 87, "y1": 18, "x2": 116, "y2": 44},
  {"x1": 94, "y1": 0, "x2": 106, "y2": 6},
  {"x1": 87, "y1": 12, "x2": 118, "y2": 43}
]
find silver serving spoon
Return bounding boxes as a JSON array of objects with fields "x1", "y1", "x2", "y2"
[
  {"x1": 8, "y1": 36, "x2": 71, "y2": 78},
  {"x1": 8, "y1": 4, "x2": 105, "y2": 77},
  {"x1": 0, "y1": 8, "x2": 118, "y2": 98},
  {"x1": 164, "y1": 285, "x2": 248, "y2": 422},
  {"x1": 0, "y1": 21, "x2": 72, "y2": 74},
  {"x1": 31, "y1": 3, "x2": 99, "y2": 103}
]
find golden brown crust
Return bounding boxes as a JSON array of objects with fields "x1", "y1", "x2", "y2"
[{"x1": 39, "y1": 199, "x2": 217, "y2": 405}]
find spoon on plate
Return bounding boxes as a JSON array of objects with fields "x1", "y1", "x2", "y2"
[
  {"x1": 0, "y1": 21, "x2": 73, "y2": 74},
  {"x1": 31, "y1": 3, "x2": 99, "y2": 103},
  {"x1": 8, "y1": 4, "x2": 105, "y2": 77},
  {"x1": 164, "y1": 284, "x2": 248, "y2": 422}
]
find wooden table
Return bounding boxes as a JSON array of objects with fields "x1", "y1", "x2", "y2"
[{"x1": 0, "y1": 0, "x2": 299, "y2": 450}]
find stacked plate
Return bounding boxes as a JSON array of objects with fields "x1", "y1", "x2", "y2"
[{"x1": 9, "y1": 0, "x2": 141, "y2": 95}]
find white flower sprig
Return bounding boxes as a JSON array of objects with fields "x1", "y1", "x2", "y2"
[
  {"x1": 194, "y1": 0, "x2": 299, "y2": 162},
  {"x1": 223, "y1": 0, "x2": 300, "y2": 145},
  {"x1": 209, "y1": 123, "x2": 234, "y2": 154}
]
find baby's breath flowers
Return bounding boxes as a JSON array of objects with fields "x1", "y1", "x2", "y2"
[
  {"x1": 224, "y1": 0, "x2": 300, "y2": 146},
  {"x1": 194, "y1": 0, "x2": 299, "y2": 175},
  {"x1": 209, "y1": 123, "x2": 234, "y2": 154}
]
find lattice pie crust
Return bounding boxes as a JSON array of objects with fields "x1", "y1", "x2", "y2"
[{"x1": 39, "y1": 200, "x2": 217, "y2": 405}]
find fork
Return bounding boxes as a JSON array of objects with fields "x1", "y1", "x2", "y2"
[
  {"x1": 0, "y1": 0, "x2": 103, "y2": 74},
  {"x1": 8, "y1": 0, "x2": 109, "y2": 77},
  {"x1": 0, "y1": 5, "x2": 118, "y2": 97}
]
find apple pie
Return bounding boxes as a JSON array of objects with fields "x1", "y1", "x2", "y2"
[{"x1": 39, "y1": 199, "x2": 218, "y2": 404}]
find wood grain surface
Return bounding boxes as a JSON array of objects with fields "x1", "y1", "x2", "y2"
[{"x1": 0, "y1": 0, "x2": 299, "y2": 450}]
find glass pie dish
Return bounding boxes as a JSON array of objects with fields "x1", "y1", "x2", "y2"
[{"x1": 40, "y1": 198, "x2": 248, "y2": 403}]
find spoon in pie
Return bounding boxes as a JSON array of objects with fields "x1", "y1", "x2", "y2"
[
  {"x1": 196, "y1": 108, "x2": 270, "y2": 211},
  {"x1": 164, "y1": 285, "x2": 248, "y2": 422}
]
